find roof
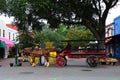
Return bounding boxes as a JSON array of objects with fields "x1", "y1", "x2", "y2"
[
  {"x1": 114, "y1": 15, "x2": 120, "y2": 21},
  {"x1": 105, "y1": 23, "x2": 114, "y2": 27},
  {"x1": 6, "y1": 24, "x2": 18, "y2": 31},
  {"x1": 105, "y1": 37, "x2": 113, "y2": 44}
]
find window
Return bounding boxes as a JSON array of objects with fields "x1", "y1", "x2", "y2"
[
  {"x1": 110, "y1": 29, "x2": 113, "y2": 36},
  {"x1": 9, "y1": 32, "x2": 11, "y2": 40},
  {"x1": 116, "y1": 24, "x2": 118, "y2": 34},
  {"x1": 13, "y1": 34, "x2": 14, "y2": 40},
  {"x1": 3, "y1": 30, "x2": 5, "y2": 37}
]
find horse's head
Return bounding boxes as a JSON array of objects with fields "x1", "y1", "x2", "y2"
[{"x1": 21, "y1": 47, "x2": 32, "y2": 54}]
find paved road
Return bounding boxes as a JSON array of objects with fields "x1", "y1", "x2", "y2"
[{"x1": 0, "y1": 58, "x2": 120, "y2": 80}]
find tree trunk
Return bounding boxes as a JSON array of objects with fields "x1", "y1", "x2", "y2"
[
  {"x1": 96, "y1": 26, "x2": 105, "y2": 49},
  {"x1": 98, "y1": 40, "x2": 105, "y2": 49}
]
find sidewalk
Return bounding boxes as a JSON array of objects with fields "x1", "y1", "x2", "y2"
[
  {"x1": 0, "y1": 58, "x2": 31, "y2": 67},
  {"x1": 0, "y1": 58, "x2": 15, "y2": 67}
]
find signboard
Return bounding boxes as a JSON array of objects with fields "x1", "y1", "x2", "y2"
[{"x1": 114, "y1": 16, "x2": 120, "y2": 36}]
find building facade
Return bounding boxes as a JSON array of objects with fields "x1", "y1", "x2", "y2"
[
  {"x1": 6, "y1": 24, "x2": 18, "y2": 42},
  {"x1": 0, "y1": 19, "x2": 7, "y2": 58},
  {"x1": 113, "y1": 16, "x2": 120, "y2": 58},
  {"x1": 105, "y1": 15, "x2": 120, "y2": 58},
  {"x1": 0, "y1": 19, "x2": 8, "y2": 38},
  {"x1": 0, "y1": 19, "x2": 18, "y2": 58},
  {"x1": 105, "y1": 23, "x2": 114, "y2": 56}
]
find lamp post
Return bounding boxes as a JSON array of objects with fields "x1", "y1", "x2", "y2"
[
  {"x1": 13, "y1": 41, "x2": 19, "y2": 66},
  {"x1": 11, "y1": 39, "x2": 20, "y2": 66},
  {"x1": 15, "y1": 44, "x2": 18, "y2": 66}
]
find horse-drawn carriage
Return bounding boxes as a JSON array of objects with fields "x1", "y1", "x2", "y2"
[
  {"x1": 19, "y1": 40, "x2": 118, "y2": 67},
  {"x1": 55, "y1": 40, "x2": 117, "y2": 67}
]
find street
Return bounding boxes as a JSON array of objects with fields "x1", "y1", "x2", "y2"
[{"x1": 0, "y1": 58, "x2": 120, "y2": 80}]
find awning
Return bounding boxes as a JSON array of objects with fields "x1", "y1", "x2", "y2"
[
  {"x1": 0, "y1": 41, "x2": 6, "y2": 48},
  {"x1": 105, "y1": 34, "x2": 120, "y2": 44},
  {"x1": 0, "y1": 37, "x2": 14, "y2": 47},
  {"x1": 105, "y1": 37, "x2": 113, "y2": 44}
]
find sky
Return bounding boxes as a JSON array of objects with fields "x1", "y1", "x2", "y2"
[
  {"x1": 0, "y1": 14, "x2": 14, "y2": 24},
  {"x1": 106, "y1": 2, "x2": 120, "y2": 25},
  {"x1": 0, "y1": 2, "x2": 120, "y2": 25}
]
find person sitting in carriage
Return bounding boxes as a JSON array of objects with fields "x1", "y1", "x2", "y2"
[
  {"x1": 30, "y1": 44, "x2": 41, "y2": 52},
  {"x1": 65, "y1": 42, "x2": 72, "y2": 50},
  {"x1": 35, "y1": 44, "x2": 41, "y2": 50}
]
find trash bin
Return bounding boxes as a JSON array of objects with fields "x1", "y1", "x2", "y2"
[
  {"x1": 10, "y1": 63, "x2": 14, "y2": 67},
  {"x1": 19, "y1": 63, "x2": 22, "y2": 66}
]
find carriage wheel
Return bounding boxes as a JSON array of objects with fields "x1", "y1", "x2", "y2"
[
  {"x1": 86, "y1": 56, "x2": 98, "y2": 67},
  {"x1": 55, "y1": 56, "x2": 66, "y2": 67},
  {"x1": 63, "y1": 56, "x2": 67, "y2": 66}
]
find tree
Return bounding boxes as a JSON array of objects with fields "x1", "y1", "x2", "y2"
[
  {"x1": 34, "y1": 29, "x2": 65, "y2": 48},
  {"x1": 0, "y1": 1, "x2": 7, "y2": 13},
  {"x1": 18, "y1": 30, "x2": 35, "y2": 49},
  {"x1": 65, "y1": 25, "x2": 94, "y2": 47},
  {"x1": 33, "y1": 24, "x2": 94, "y2": 48},
  {"x1": 2, "y1": 0, "x2": 119, "y2": 48},
  {"x1": 53, "y1": 0, "x2": 119, "y2": 48}
]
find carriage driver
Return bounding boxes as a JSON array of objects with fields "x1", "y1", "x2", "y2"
[{"x1": 35, "y1": 44, "x2": 41, "y2": 50}]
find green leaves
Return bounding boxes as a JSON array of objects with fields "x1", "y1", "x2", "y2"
[
  {"x1": 0, "y1": 0, "x2": 7, "y2": 14},
  {"x1": 33, "y1": 24, "x2": 94, "y2": 48},
  {"x1": 34, "y1": 29, "x2": 65, "y2": 48},
  {"x1": 66, "y1": 25, "x2": 94, "y2": 47},
  {"x1": 17, "y1": 30, "x2": 35, "y2": 49},
  {"x1": 0, "y1": 0, "x2": 118, "y2": 48}
]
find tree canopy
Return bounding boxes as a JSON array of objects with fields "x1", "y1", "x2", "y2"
[{"x1": 0, "y1": 0, "x2": 119, "y2": 47}]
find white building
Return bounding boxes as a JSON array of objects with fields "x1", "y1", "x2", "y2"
[
  {"x1": 0, "y1": 19, "x2": 18, "y2": 58},
  {"x1": 105, "y1": 23, "x2": 114, "y2": 38},
  {"x1": 105, "y1": 23, "x2": 114, "y2": 56},
  {"x1": 6, "y1": 24, "x2": 18, "y2": 42},
  {"x1": 0, "y1": 19, "x2": 8, "y2": 38}
]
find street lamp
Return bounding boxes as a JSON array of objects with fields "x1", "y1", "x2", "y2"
[{"x1": 12, "y1": 40, "x2": 20, "y2": 66}]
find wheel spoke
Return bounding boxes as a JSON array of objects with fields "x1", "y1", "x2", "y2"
[
  {"x1": 55, "y1": 57, "x2": 66, "y2": 67},
  {"x1": 86, "y1": 56, "x2": 98, "y2": 67}
]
